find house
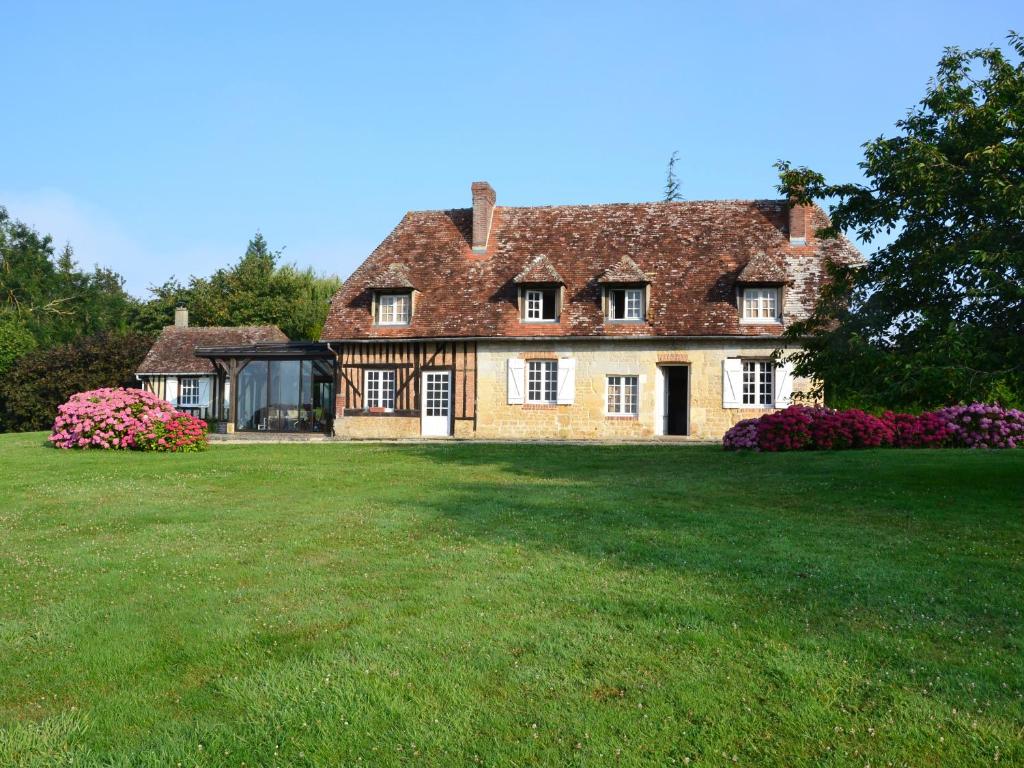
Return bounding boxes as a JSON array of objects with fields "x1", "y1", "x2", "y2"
[
  {"x1": 318, "y1": 181, "x2": 861, "y2": 440},
  {"x1": 135, "y1": 307, "x2": 288, "y2": 422}
]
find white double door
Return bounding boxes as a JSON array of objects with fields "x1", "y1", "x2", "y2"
[{"x1": 420, "y1": 370, "x2": 452, "y2": 436}]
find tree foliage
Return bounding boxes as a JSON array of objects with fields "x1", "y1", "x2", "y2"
[
  {"x1": 663, "y1": 151, "x2": 683, "y2": 202},
  {"x1": 0, "y1": 332, "x2": 153, "y2": 431},
  {"x1": 134, "y1": 233, "x2": 341, "y2": 340},
  {"x1": 777, "y1": 32, "x2": 1024, "y2": 409}
]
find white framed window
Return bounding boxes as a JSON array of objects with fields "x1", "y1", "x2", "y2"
[
  {"x1": 523, "y1": 288, "x2": 558, "y2": 321},
  {"x1": 742, "y1": 288, "x2": 780, "y2": 322},
  {"x1": 365, "y1": 369, "x2": 396, "y2": 410},
  {"x1": 742, "y1": 361, "x2": 774, "y2": 406},
  {"x1": 606, "y1": 375, "x2": 638, "y2": 415},
  {"x1": 178, "y1": 377, "x2": 200, "y2": 406},
  {"x1": 377, "y1": 293, "x2": 411, "y2": 325},
  {"x1": 527, "y1": 360, "x2": 558, "y2": 404},
  {"x1": 607, "y1": 287, "x2": 644, "y2": 320}
]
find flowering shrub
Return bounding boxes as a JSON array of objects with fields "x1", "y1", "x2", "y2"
[
  {"x1": 755, "y1": 406, "x2": 814, "y2": 451},
  {"x1": 881, "y1": 410, "x2": 955, "y2": 448},
  {"x1": 722, "y1": 418, "x2": 759, "y2": 451},
  {"x1": 723, "y1": 403, "x2": 1023, "y2": 452},
  {"x1": 49, "y1": 387, "x2": 207, "y2": 452},
  {"x1": 935, "y1": 403, "x2": 1024, "y2": 449}
]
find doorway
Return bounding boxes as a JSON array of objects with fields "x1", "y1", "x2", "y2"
[
  {"x1": 421, "y1": 370, "x2": 452, "y2": 436},
  {"x1": 664, "y1": 366, "x2": 689, "y2": 435}
]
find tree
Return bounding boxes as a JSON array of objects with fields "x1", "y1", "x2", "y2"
[
  {"x1": 144, "y1": 232, "x2": 342, "y2": 340},
  {"x1": 663, "y1": 151, "x2": 683, "y2": 202},
  {"x1": 776, "y1": 32, "x2": 1024, "y2": 409},
  {"x1": 0, "y1": 313, "x2": 36, "y2": 378},
  {"x1": 0, "y1": 209, "x2": 140, "y2": 345},
  {"x1": 0, "y1": 332, "x2": 153, "y2": 431}
]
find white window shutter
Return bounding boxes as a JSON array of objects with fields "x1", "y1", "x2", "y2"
[
  {"x1": 722, "y1": 359, "x2": 742, "y2": 408},
  {"x1": 507, "y1": 358, "x2": 525, "y2": 404},
  {"x1": 556, "y1": 358, "x2": 576, "y2": 404},
  {"x1": 165, "y1": 376, "x2": 178, "y2": 406},
  {"x1": 198, "y1": 377, "x2": 212, "y2": 406},
  {"x1": 774, "y1": 361, "x2": 794, "y2": 407}
]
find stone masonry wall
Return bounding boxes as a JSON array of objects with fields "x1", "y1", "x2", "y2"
[{"x1": 474, "y1": 339, "x2": 812, "y2": 440}]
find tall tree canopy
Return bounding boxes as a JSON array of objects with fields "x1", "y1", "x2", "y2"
[
  {"x1": 777, "y1": 33, "x2": 1024, "y2": 409},
  {"x1": 0, "y1": 208, "x2": 137, "y2": 345},
  {"x1": 136, "y1": 233, "x2": 341, "y2": 340}
]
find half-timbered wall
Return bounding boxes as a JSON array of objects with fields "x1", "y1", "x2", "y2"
[{"x1": 336, "y1": 341, "x2": 476, "y2": 423}]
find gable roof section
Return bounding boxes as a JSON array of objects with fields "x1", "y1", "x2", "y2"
[
  {"x1": 736, "y1": 251, "x2": 790, "y2": 284},
  {"x1": 365, "y1": 262, "x2": 415, "y2": 290},
  {"x1": 513, "y1": 254, "x2": 564, "y2": 284},
  {"x1": 598, "y1": 254, "x2": 651, "y2": 284},
  {"x1": 321, "y1": 200, "x2": 862, "y2": 340},
  {"x1": 137, "y1": 325, "x2": 288, "y2": 374}
]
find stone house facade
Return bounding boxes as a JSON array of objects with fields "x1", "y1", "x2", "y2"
[{"x1": 320, "y1": 182, "x2": 860, "y2": 440}]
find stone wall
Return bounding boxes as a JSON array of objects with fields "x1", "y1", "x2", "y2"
[
  {"x1": 331, "y1": 339, "x2": 812, "y2": 440},
  {"x1": 474, "y1": 339, "x2": 812, "y2": 440}
]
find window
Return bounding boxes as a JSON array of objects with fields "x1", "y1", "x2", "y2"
[
  {"x1": 742, "y1": 361, "x2": 774, "y2": 406},
  {"x1": 527, "y1": 360, "x2": 558, "y2": 403},
  {"x1": 523, "y1": 288, "x2": 558, "y2": 321},
  {"x1": 607, "y1": 288, "x2": 644, "y2": 321},
  {"x1": 742, "y1": 288, "x2": 780, "y2": 322},
  {"x1": 365, "y1": 369, "x2": 396, "y2": 410},
  {"x1": 377, "y1": 293, "x2": 411, "y2": 325},
  {"x1": 606, "y1": 375, "x2": 638, "y2": 415},
  {"x1": 178, "y1": 377, "x2": 200, "y2": 406}
]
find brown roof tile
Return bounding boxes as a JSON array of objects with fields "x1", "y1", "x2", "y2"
[
  {"x1": 136, "y1": 325, "x2": 288, "y2": 374},
  {"x1": 737, "y1": 251, "x2": 789, "y2": 284},
  {"x1": 513, "y1": 254, "x2": 564, "y2": 284},
  {"x1": 597, "y1": 255, "x2": 651, "y2": 284},
  {"x1": 321, "y1": 199, "x2": 862, "y2": 340}
]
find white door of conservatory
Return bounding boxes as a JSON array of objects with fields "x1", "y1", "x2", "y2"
[{"x1": 421, "y1": 371, "x2": 452, "y2": 436}]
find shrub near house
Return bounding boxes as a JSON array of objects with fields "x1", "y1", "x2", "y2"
[
  {"x1": 49, "y1": 387, "x2": 207, "y2": 452},
  {"x1": 724, "y1": 403, "x2": 1024, "y2": 451}
]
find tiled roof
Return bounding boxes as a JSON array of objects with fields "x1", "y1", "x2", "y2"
[
  {"x1": 598, "y1": 255, "x2": 650, "y2": 284},
  {"x1": 136, "y1": 325, "x2": 288, "y2": 374},
  {"x1": 513, "y1": 254, "x2": 564, "y2": 284},
  {"x1": 365, "y1": 262, "x2": 415, "y2": 290},
  {"x1": 736, "y1": 251, "x2": 790, "y2": 284},
  {"x1": 321, "y1": 199, "x2": 861, "y2": 340}
]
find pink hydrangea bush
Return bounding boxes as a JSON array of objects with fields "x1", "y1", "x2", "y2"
[
  {"x1": 935, "y1": 403, "x2": 1024, "y2": 449},
  {"x1": 49, "y1": 387, "x2": 207, "y2": 452},
  {"x1": 723, "y1": 403, "x2": 1023, "y2": 452},
  {"x1": 881, "y1": 410, "x2": 955, "y2": 448}
]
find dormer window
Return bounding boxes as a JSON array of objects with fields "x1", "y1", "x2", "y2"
[
  {"x1": 523, "y1": 287, "x2": 559, "y2": 322},
  {"x1": 741, "y1": 288, "x2": 780, "y2": 323},
  {"x1": 376, "y1": 292, "x2": 411, "y2": 325},
  {"x1": 606, "y1": 287, "x2": 645, "y2": 321}
]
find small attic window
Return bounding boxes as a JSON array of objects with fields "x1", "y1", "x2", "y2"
[
  {"x1": 376, "y1": 292, "x2": 411, "y2": 325},
  {"x1": 523, "y1": 287, "x2": 558, "y2": 321},
  {"x1": 606, "y1": 287, "x2": 645, "y2": 321},
  {"x1": 741, "y1": 287, "x2": 781, "y2": 323}
]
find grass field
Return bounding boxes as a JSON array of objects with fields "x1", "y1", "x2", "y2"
[{"x1": 0, "y1": 432, "x2": 1022, "y2": 767}]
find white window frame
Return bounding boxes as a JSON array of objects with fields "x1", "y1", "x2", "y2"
[
  {"x1": 523, "y1": 288, "x2": 558, "y2": 322},
  {"x1": 741, "y1": 361, "x2": 774, "y2": 407},
  {"x1": 741, "y1": 288, "x2": 781, "y2": 323},
  {"x1": 365, "y1": 369, "x2": 397, "y2": 411},
  {"x1": 606, "y1": 375, "x2": 639, "y2": 415},
  {"x1": 377, "y1": 293, "x2": 411, "y2": 325},
  {"x1": 178, "y1": 377, "x2": 200, "y2": 406},
  {"x1": 526, "y1": 360, "x2": 558, "y2": 404},
  {"x1": 607, "y1": 287, "x2": 645, "y2": 321}
]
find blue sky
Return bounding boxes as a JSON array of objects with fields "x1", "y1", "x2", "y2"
[{"x1": 1, "y1": 1, "x2": 1016, "y2": 297}]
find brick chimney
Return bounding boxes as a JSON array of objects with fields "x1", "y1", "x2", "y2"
[
  {"x1": 471, "y1": 181, "x2": 496, "y2": 252},
  {"x1": 788, "y1": 196, "x2": 810, "y2": 245},
  {"x1": 174, "y1": 305, "x2": 189, "y2": 327}
]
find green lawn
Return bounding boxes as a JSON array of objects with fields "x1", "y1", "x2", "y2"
[{"x1": 0, "y1": 433, "x2": 1021, "y2": 767}]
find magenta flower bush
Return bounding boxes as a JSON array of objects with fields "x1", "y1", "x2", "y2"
[
  {"x1": 49, "y1": 387, "x2": 207, "y2": 452},
  {"x1": 935, "y1": 403, "x2": 1024, "y2": 449},
  {"x1": 723, "y1": 403, "x2": 1023, "y2": 452}
]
